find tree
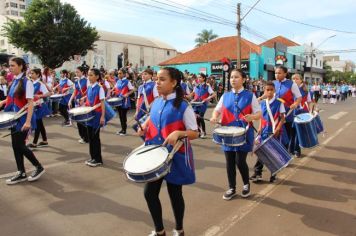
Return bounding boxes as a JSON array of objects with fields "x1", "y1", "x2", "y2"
[
  {"x1": 195, "y1": 29, "x2": 218, "y2": 47},
  {"x1": 2, "y1": 0, "x2": 99, "y2": 69}
]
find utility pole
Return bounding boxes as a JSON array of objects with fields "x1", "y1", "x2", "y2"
[
  {"x1": 310, "y1": 42, "x2": 314, "y2": 84},
  {"x1": 236, "y1": 3, "x2": 241, "y2": 69}
]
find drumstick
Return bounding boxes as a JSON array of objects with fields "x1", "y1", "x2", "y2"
[
  {"x1": 135, "y1": 118, "x2": 144, "y2": 131},
  {"x1": 136, "y1": 136, "x2": 187, "y2": 155},
  {"x1": 1, "y1": 130, "x2": 19, "y2": 138},
  {"x1": 234, "y1": 104, "x2": 258, "y2": 133},
  {"x1": 203, "y1": 117, "x2": 222, "y2": 125}
]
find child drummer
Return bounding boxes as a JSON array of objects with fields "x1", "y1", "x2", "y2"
[
  {"x1": 210, "y1": 69, "x2": 261, "y2": 201},
  {"x1": 250, "y1": 81, "x2": 287, "y2": 183}
]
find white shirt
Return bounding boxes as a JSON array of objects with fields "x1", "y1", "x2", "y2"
[
  {"x1": 61, "y1": 77, "x2": 74, "y2": 87},
  {"x1": 266, "y1": 96, "x2": 286, "y2": 114},
  {"x1": 33, "y1": 79, "x2": 49, "y2": 94},
  {"x1": 194, "y1": 83, "x2": 214, "y2": 95},
  {"x1": 214, "y1": 88, "x2": 261, "y2": 114},
  {"x1": 163, "y1": 92, "x2": 198, "y2": 131},
  {"x1": 104, "y1": 80, "x2": 111, "y2": 90},
  {"x1": 90, "y1": 82, "x2": 105, "y2": 100},
  {"x1": 43, "y1": 75, "x2": 54, "y2": 89},
  {"x1": 0, "y1": 84, "x2": 7, "y2": 96},
  {"x1": 15, "y1": 73, "x2": 34, "y2": 99}
]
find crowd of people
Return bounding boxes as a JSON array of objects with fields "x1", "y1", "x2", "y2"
[{"x1": 1, "y1": 59, "x2": 355, "y2": 236}]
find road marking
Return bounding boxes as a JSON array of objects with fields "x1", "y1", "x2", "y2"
[
  {"x1": 202, "y1": 121, "x2": 355, "y2": 236},
  {"x1": 328, "y1": 111, "x2": 348, "y2": 120}
]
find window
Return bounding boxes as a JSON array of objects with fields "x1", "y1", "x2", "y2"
[
  {"x1": 167, "y1": 50, "x2": 170, "y2": 56},
  {"x1": 11, "y1": 10, "x2": 18, "y2": 16},
  {"x1": 315, "y1": 59, "x2": 318, "y2": 67},
  {"x1": 320, "y1": 60, "x2": 322, "y2": 67},
  {"x1": 5, "y1": 3, "x2": 9, "y2": 7},
  {"x1": 10, "y1": 2, "x2": 18, "y2": 8},
  {"x1": 19, "y1": 4, "x2": 25, "y2": 9}
]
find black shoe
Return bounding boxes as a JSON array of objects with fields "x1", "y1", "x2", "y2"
[
  {"x1": 119, "y1": 131, "x2": 127, "y2": 136},
  {"x1": 241, "y1": 184, "x2": 250, "y2": 198},
  {"x1": 6, "y1": 172, "x2": 27, "y2": 185},
  {"x1": 85, "y1": 159, "x2": 94, "y2": 165},
  {"x1": 116, "y1": 130, "x2": 123, "y2": 135},
  {"x1": 28, "y1": 166, "x2": 45, "y2": 182},
  {"x1": 222, "y1": 188, "x2": 236, "y2": 200},
  {"x1": 87, "y1": 160, "x2": 103, "y2": 167},
  {"x1": 27, "y1": 143, "x2": 37, "y2": 149},
  {"x1": 269, "y1": 175, "x2": 277, "y2": 183},
  {"x1": 250, "y1": 173, "x2": 262, "y2": 182},
  {"x1": 37, "y1": 141, "x2": 49, "y2": 148}
]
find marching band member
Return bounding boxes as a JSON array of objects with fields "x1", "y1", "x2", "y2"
[
  {"x1": 138, "y1": 67, "x2": 199, "y2": 236},
  {"x1": 189, "y1": 73, "x2": 216, "y2": 138},
  {"x1": 134, "y1": 68, "x2": 159, "y2": 122},
  {"x1": 0, "y1": 57, "x2": 45, "y2": 184},
  {"x1": 268, "y1": 66, "x2": 301, "y2": 158},
  {"x1": 27, "y1": 68, "x2": 51, "y2": 148},
  {"x1": 55, "y1": 69, "x2": 73, "y2": 126},
  {"x1": 68, "y1": 66, "x2": 90, "y2": 144},
  {"x1": 84, "y1": 68, "x2": 106, "y2": 167},
  {"x1": 114, "y1": 68, "x2": 135, "y2": 136},
  {"x1": 210, "y1": 69, "x2": 261, "y2": 200},
  {"x1": 291, "y1": 74, "x2": 311, "y2": 158},
  {"x1": 180, "y1": 77, "x2": 190, "y2": 98},
  {"x1": 250, "y1": 81, "x2": 287, "y2": 183}
]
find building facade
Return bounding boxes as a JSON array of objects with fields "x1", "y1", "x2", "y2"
[{"x1": 0, "y1": 0, "x2": 28, "y2": 18}]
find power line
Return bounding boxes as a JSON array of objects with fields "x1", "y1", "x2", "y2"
[{"x1": 240, "y1": 3, "x2": 356, "y2": 35}]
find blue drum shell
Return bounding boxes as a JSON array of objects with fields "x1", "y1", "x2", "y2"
[
  {"x1": 0, "y1": 120, "x2": 17, "y2": 129},
  {"x1": 254, "y1": 136, "x2": 292, "y2": 175},
  {"x1": 70, "y1": 112, "x2": 95, "y2": 123},
  {"x1": 313, "y1": 115, "x2": 324, "y2": 134},
  {"x1": 212, "y1": 132, "x2": 246, "y2": 146},
  {"x1": 294, "y1": 114, "x2": 319, "y2": 149},
  {"x1": 108, "y1": 100, "x2": 122, "y2": 107},
  {"x1": 126, "y1": 162, "x2": 171, "y2": 183}
]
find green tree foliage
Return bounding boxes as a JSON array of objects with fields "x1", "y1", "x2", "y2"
[
  {"x1": 2, "y1": 0, "x2": 99, "y2": 68},
  {"x1": 324, "y1": 61, "x2": 356, "y2": 84},
  {"x1": 195, "y1": 29, "x2": 218, "y2": 47}
]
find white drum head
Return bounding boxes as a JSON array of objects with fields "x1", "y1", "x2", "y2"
[
  {"x1": 69, "y1": 107, "x2": 93, "y2": 115},
  {"x1": 214, "y1": 126, "x2": 246, "y2": 135},
  {"x1": 294, "y1": 113, "x2": 313, "y2": 123},
  {"x1": 108, "y1": 97, "x2": 123, "y2": 102},
  {"x1": 124, "y1": 145, "x2": 169, "y2": 174},
  {"x1": 0, "y1": 112, "x2": 16, "y2": 122},
  {"x1": 50, "y1": 94, "x2": 64, "y2": 98}
]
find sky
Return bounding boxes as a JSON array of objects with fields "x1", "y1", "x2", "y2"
[{"x1": 61, "y1": 0, "x2": 356, "y2": 62}]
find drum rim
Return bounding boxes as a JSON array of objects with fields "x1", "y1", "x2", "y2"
[
  {"x1": 213, "y1": 139, "x2": 246, "y2": 146},
  {"x1": 294, "y1": 113, "x2": 314, "y2": 123},
  {"x1": 126, "y1": 165, "x2": 171, "y2": 183},
  {"x1": 213, "y1": 126, "x2": 247, "y2": 136},
  {"x1": 108, "y1": 97, "x2": 123, "y2": 101},
  {"x1": 123, "y1": 145, "x2": 170, "y2": 174},
  {"x1": 0, "y1": 112, "x2": 18, "y2": 124},
  {"x1": 69, "y1": 107, "x2": 95, "y2": 116},
  {"x1": 50, "y1": 94, "x2": 65, "y2": 98}
]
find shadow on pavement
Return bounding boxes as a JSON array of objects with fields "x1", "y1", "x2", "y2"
[
  {"x1": 262, "y1": 197, "x2": 356, "y2": 235},
  {"x1": 299, "y1": 165, "x2": 356, "y2": 185}
]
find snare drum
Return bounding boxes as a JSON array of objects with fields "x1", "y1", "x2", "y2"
[
  {"x1": 68, "y1": 107, "x2": 95, "y2": 123},
  {"x1": 49, "y1": 94, "x2": 65, "y2": 102},
  {"x1": 294, "y1": 113, "x2": 318, "y2": 148},
  {"x1": 123, "y1": 145, "x2": 171, "y2": 183},
  {"x1": 254, "y1": 135, "x2": 293, "y2": 175},
  {"x1": 190, "y1": 101, "x2": 204, "y2": 108},
  {"x1": 213, "y1": 126, "x2": 247, "y2": 146},
  {"x1": 0, "y1": 112, "x2": 18, "y2": 129},
  {"x1": 107, "y1": 97, "x2": 123, "y2": 107}
]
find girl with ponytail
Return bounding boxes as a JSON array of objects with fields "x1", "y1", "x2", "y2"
[{"x1": 137, "y1": 67, "x2": 199, "y2": 236}]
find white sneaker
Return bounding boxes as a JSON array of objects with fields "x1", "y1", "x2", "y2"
[{"x1": 78, "y1": 139, "x2": 85, "y2": 144}]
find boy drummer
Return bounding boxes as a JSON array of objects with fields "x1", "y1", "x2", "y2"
[{"x1": 250, "y1": 81, "x2": 287, "y2": 183}]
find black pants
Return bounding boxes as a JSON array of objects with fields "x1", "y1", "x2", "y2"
[
  {"x1": 87, "y1": 126, "x2": 102, "y2": 163},
  {"x1": 11, "y1": 128, "x2": 41, "y2": 172},
  {"x1": 78, "y1": 122, "x2": 89, "y2": 142},
  {"x1": 58, "y1": 104, "x2": 69, "y2": 122},
  {"x1": 33, "y1": 119, "x2": 47, "y2": 144},
  {"x1": 224, "y1": 151, "x2": 249, "y2": 189},
  {"x1": 195, "y1": 112, "x2": 206, "y2": 133},
  {"x1": 144, "y1": 179, "x2": 184, "y2": 232},
  {"x1": 118, "y1": 107, "x2": 128, "y2": 132},
  {"x1": 314, "y1": 91, "x2": 320, "y2": 103}
]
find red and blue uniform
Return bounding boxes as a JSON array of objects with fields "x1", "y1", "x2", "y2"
[
  {"x1": 114, "y1": 78, "x2": 132, "y2": 109},
  {"x1": 145, "y1": 98, "x2": 195, "y2": 185},
  {"x1": 5, "y1": 77, "x2": 37, "y2": 131},
  {"x1": 33, "y1": 81, "x2": 50, "y2": 119},
  {"x1": 74, "y1": 77, "x2": 88, "y2": 103},
  {"x1": 136, "y1": 81, "x2": 156, "y2": 120},
  {"x1": 85, "y1": 84, "x2": 115, "y2": 129},
  {"x1": 193, "y1": 84, "x2": 211, "y2": 115},
  {"x1": 274, "y1": 79, "x2": 294, "y2": 122},
  {"x1": 295, "y1": 86, "x2": 310, "y2": 115},
  {"x1": 260, "y1": 98, "x2": 289, "y2": 146},
  {"x1": 220, "y1": 90, "x2": 254, "y2": 152},
  {"x1": 58, "y1": 78, "x2": 72, "y2": 105}
]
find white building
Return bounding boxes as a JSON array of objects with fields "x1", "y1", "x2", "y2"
[
  {"x1": 303, "y1": 43, "x2": 325, "y2": 83},
  {"x1": 25, "y1": 30, "x2": 177, "y2": 71},
  {"x1": 324, "y1": 55, "x2": 355, "y2": 73},
  {"x1": 0, "y1": 0, "x2": 28, "y2": 18}
]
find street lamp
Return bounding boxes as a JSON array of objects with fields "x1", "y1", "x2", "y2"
[{"x1": 310, "y1": 34, "x2": 336, "y2": 83}]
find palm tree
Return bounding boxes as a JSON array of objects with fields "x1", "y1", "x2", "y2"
[{"x1": 195, "y1": 29, "x2": 218, "y2": 47}]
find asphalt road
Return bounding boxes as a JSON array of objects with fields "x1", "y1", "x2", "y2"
[{"x1": 0, "y1": 97, "x2": 356, "y2": 236}]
